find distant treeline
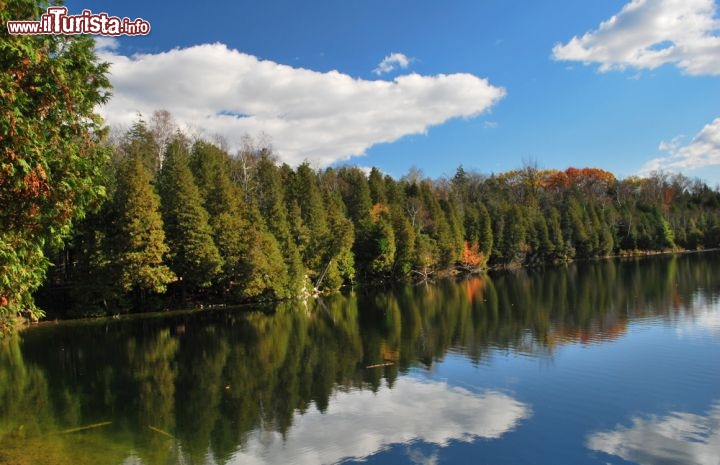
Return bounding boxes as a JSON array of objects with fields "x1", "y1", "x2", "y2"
[{"x1": 39, "y1": 113, "x2": 720, "y2": 315}]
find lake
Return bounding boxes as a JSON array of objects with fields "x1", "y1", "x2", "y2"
[{"x1": 1, "y1": 253, "x2": 719, "y2": 465}]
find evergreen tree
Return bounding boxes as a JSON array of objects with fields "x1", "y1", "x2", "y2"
[
  {"x1": 477, "y1": 203, "x2": 494, "y2": 261},
  {"x1": 391, "y1": 206, "x2": 416, "y2": 277},
  {"x1": 564, "y1": 197, "x2": 590, "y2": 258},
  {"x1": 290, "y1": 163, "x2": 330, "y2": 279},
  {"x1": 189, "y1": 141, "x2": 234, "y2": 215},
  {"x1": 157, "y1": 135, "x2": 222, "y2": 293},
  {"x1": 442, "y1": 198, "x2": 465, "y2": 264},
  {"x1": 190, "y1": 140, "x2": 290, "y2": 300},
  {"x1": 368, "y1": 168, "x2": 388, "y2": 205},
  {"x1": 339, "y1": 167, "x2": 373, "y2": 225},
  {"x1": 122, "y1": 119, "x2": 161, "y2": 177},
  {"x1": 337, "y1": 167, "x2": 374, "y2": 279},
  {"x1": 1, "y1": 3, "x2": 111, "y2": 326},
  {"x1": 501, "y1": 205, "x2": 527, "y2": 264},
  {"x1": 318, "y1": 190, "x2": 355, "y2": 290},
  {"x1": 687, "y1": 218, "x2": 703, "y2": 249},
  {"x1": 414, "y1": 233, "x2": 437, "y2": 277},
  {"x1": 546, "y1": 206, "x2": 566, "y2": 261},
  {"x1": 255, "y1": 155, "x2": 306, "y2": 295},
  {"x1": 113, "y1": 155, "x2": 175, "y2": 306},
  {"x1": 367, "y1": 204, "x2": 397, "y2": 277},
  {"x1": 654, "y1": 210, "x2": 676, "y2": 249},
  {"x1": 236, "y1": 208, "x2": 291, "y2": 300},
  {"x1": 420, "y1": 182, "x2": 455, "y2": 267},
  {"x1": 532, "y1": 214, "x2": 553, "y2": 263}
]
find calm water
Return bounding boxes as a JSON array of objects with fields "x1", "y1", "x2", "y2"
[{"x1": 1, "y1": 253, "x2": 719, "y2": 465}]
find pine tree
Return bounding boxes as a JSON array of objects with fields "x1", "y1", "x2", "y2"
[
  {"x1": 290, "y1": 163, "x2": 330, "y2": 279},
  {"x1": 319, "y1": 190, "x2": 355, "y2": 290},
  {"x1": 189, "y1": 141, "x2": 234, "y2": 215},
  {"x1": 687, "y1": 218, "x2": 703, "y2": 249},
  {"x1": 122, "y1": 119, "x2": 161, "y2": 177},
  {"x1": 367, "y1": 204, "x2": 396, "y2": 277},
  {"x1": 235, "y1": 207, "x2": 291, "y2": 300},
  {"x1": 477, "y1": 203, "x2": 494, "y2": 260},
  {"x1": 114, "y1": 155, "x2": 175, "y2": 306},
  {"x1": 546, "y1": 207, "x2": 566, "y2": 261},
  {"x1": 157, "y1": 135, "x2": 222, "y2": 293},
  {"x1": 368, "y1": 168, "x2": 388, "y2": 205},
  {"x1": 442, "y1": 198, "x2": 465, "y2": 264},
  {"x1": 390, "y1": 206, "x2": 416, "y2": 277},
  {"x1": 501, "y1": 205, "x2": 527, "y2": 264},
  {"x1": 532, "y1": 214, "x2": 553, "y2": 262},
  {"x1": 339, "y1": 167, "x2": 373, "y2": 225},
  {"x1": 420, "y1": 182, "x2": 455, "y2": 267},
  {"x1": 190, "y1": 140, "x2": 290, "y2": 300},
  {"x1": 255, "y1": 155, "x2": 306, "y2": 295},
  {"x1": 564, "y1": 197, "x2": 590, "y2": 258}
]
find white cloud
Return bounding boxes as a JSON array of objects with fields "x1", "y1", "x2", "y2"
[
  {"x1": 96, "y1": 43, "x2": 504, "y2": 167},
  {"x1": 587, "y1": 401, "x2": 720, "y2": 465},
  {"x1": 373, "y1": 52, "x2": 411, "y2": 75},
  {"x1": 94, "y1": 36, "x2": 119, "y2": 52},
  {"x1": 407, "y1": 447, "x2": 439, "y2": 465},
  {"x1": 641, "y1": 117, "x2": 720, "y2": 172},
  {"x1": 553, "y1": 0, "x2": 720, "y2": 75},
  {"x1": 225, "y1": 377, "x2": 531, "y2": 465}
]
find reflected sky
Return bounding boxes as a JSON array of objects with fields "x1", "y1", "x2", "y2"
[
  {"x1": 676, "y1": 296, "x2": 720, "y2": 338},
  {"x1": 227, "y1": 377, "x2": 531, "y2": 465},
  {"x1": 587, "y1": 402, "x2": 720, "y2": 465},
  {"x1": 5, "y1": 253, "x2": 720, "y2": 465}
]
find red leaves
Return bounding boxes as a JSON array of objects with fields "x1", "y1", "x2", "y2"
[
  {"x1": 540, "y1": 167, "x2": 616, "y2": 194},
  {"x1": 369, "y1": 203, "x2": 390, "y2": 222},
  {"x1": 22, "y1": 166, "x2": 50, "y2": 200},
  {"x1": 564, "y1": 167, "x2": 616, "y2": 188},
  {"x1": 459, "y1": 241, "x2": 484, "y2": 268}
]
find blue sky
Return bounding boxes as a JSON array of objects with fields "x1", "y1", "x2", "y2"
[{"x1": 66, "y1": 0, "x2": 720, "y2": 184}]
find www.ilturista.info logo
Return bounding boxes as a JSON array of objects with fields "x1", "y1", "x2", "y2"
[{"x1": 7, "y1": 7, "x2": 150, "y2": 36}]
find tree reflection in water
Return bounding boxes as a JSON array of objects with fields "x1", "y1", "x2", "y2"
[{"x1": 0, "y1": 253, "x2": 719, "y2": 464}]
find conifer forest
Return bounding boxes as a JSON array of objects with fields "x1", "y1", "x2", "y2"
[{"x1": 30, "y1": 114, "x2": 720, "y2": 319}]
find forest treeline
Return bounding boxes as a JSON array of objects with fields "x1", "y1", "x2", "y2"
[{"x1": 38, "y1": 111, "x2": 720, "y2": 316}]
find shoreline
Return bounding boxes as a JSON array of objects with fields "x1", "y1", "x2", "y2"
[{"x1": 17, "y1": 247, "x2": 720, "y2": 331}]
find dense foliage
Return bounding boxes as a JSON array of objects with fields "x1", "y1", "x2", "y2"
[
  {"x1": 0, "y1": 0, "x2": 111, "y2": 328},
  {"x1": 1, "y1": 0, "x2": 718, "y2": 323},
  {"x1": 34, "y1": 114, "x2": 720, "y2": 317}
]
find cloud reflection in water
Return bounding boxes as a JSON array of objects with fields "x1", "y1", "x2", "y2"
[
  {"x1": 228, "y1": 377, "x2": 531, "y2": 465},
  {"x1": 587, "y1": 402, "x2": 720, "y2": 465}
]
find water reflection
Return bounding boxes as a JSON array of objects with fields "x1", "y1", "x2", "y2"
[
  {"x1": 228, "y1": 378, "x2": 529, "y2": 465},
  {"x1": 0, "y1": 253, "x2": 719, "y2": 464},
  {"x1": 676, "y1": 296, "x2": 720, "y2": 337},
  {"x1": 587, "y1": 402, "x2": 720, "y2": 465}
]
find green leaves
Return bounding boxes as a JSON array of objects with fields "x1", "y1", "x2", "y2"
[
  {"x1": 1, "y1": 0, "x2": 111, "y2": 327},
  {"x1": 157, "y1": 135, "x2": 222, "y2": 290},
  {"x1": 114, "y1": 154, "x2": 175, "y2": 298}
]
